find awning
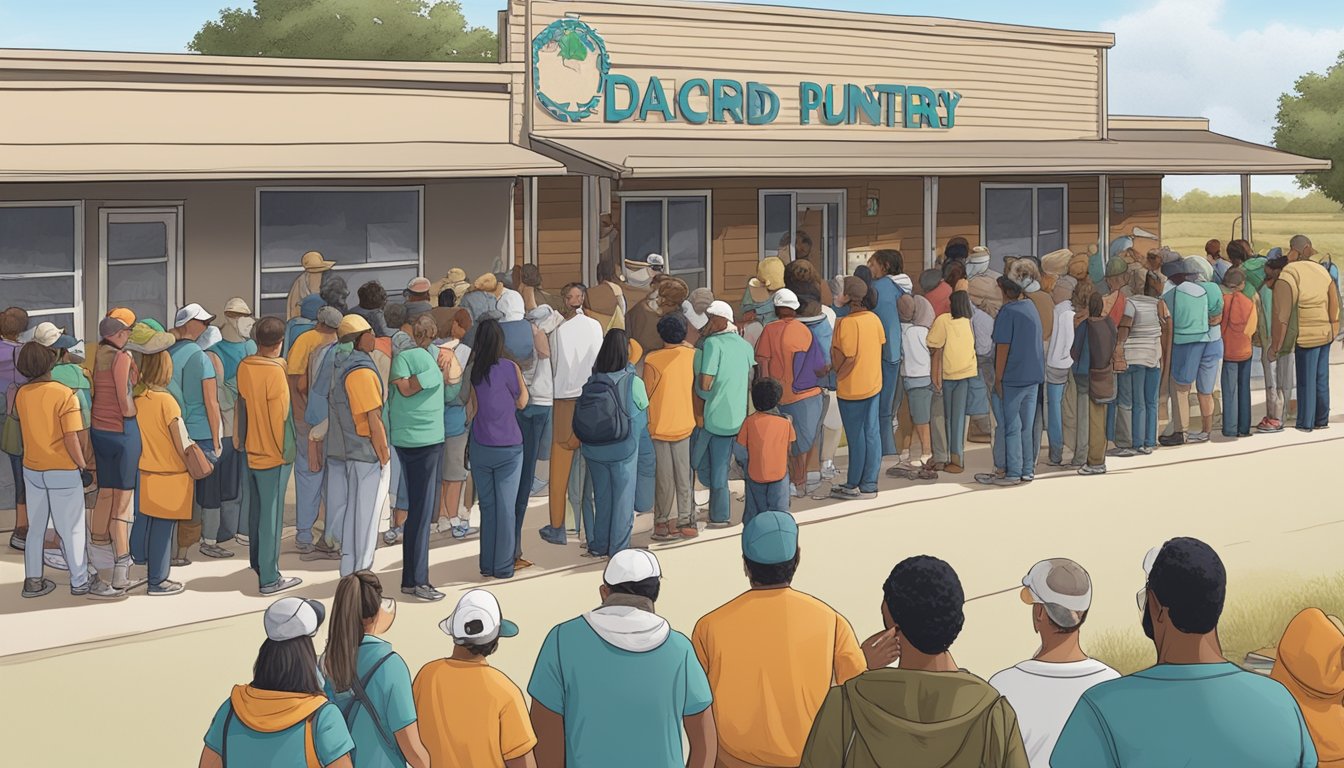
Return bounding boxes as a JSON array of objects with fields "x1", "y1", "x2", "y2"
[
  {"x1": 530, "y1": 129, "x2": 1331, "y2": 179},
  {"x1": 0, "y1": 141, "x2": 565, "y2": 182}
]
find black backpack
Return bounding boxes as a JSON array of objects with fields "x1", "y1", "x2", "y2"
[{"x1": 572, "y1": 372, "x2": 632, "y2": 446}]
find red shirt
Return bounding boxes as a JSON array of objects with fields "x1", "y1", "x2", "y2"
[
  {"x1": 736, "y1": 411, "x2": 795, "y2": 484},
  {"x1": 925, "y1": 282, "x2": 953, "y2": 316},
  {"x1": 754, "y1": 318, "x2": 821, "y2": 405}
]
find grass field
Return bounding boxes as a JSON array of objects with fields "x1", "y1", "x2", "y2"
[{"x1": 1163, "y1": 212, "x2": 1344, "y2": 259}]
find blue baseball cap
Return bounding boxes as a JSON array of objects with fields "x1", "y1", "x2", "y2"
[{"x1": 742, "y1": 511, "x2": 799, "y2": 565}]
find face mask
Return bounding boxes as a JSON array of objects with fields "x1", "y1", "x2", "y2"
[
  {"x1": 625, "y1": 267, "x2": 653, "y2": 287},
  {"x1": 196, "y1": 326, "x2": 222, "y2": 350},
  {"x1": 230, "y1": 315, "x2": 256, "y2": 339}
]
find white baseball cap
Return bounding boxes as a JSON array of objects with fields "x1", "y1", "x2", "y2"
[
  {"x1": 440, "y1": 589, "x2": 518, "y2": 645},
  {"x1": 263, "y1": 597, "x2": 326, "y2": 641},
  {"x1": 1142, "y1": 546, "x2": 1161, "y2": 576},
  {"x1": 705, "y1": 300, "x2": 734, "y2": 320},
  {"x1": 31, "y1": 321, "x2": 63, "y2": 347},
  {"x1": 174, "y1": 303, "x2": 215, "y2": 328},
  {"x1": 604, "y1": 548, "x2": 662, "y2": 586},
  {"x1": 646, "y1": 253, "x2": 665, "y2": 268},
  {"x1": 1020, "y1": 559, "x2": 1093, "y2": 628},
  {"x1": 772, "y1": 288, "x2": 800, "y2": 310}
]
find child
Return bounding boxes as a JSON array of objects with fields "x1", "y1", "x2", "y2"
[
  {"x1": 1220, "y1": 268, "x2": 1258, "y2": 438},
  {"x1": 735, "y1": 378, "x2": 795, "y2": 524},
  {"x1": 1071, "y1": 292, "x2": 1118, "y2": 475},
  {"x1": 897, "y1": 296, "x2": 936, "y2": 479},
  {"x1": 929, "y1": 291, "x2": 979, "y2": 474}
]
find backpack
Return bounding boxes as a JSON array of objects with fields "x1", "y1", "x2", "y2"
[
  {"x1": 220, "y1": 703, "x2": 324, "y2": 768},
  {"x1": 572, "y1": 372, "x2": 632, "y2": 446},
  {"x1": 500, "y1": 319, "x2": 537, "y2": 366},
  {"x1": 336, "y1": 652, "x2": 402, "y2": 759}
]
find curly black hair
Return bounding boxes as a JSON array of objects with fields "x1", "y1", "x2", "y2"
[
  {"x1": 745, "y1": 550, "x2": 800, "y2": 587},
  {"x1": 883, "y1": 556, "x2": 965, "y2": 655},
  {"x1": 657, "y1": 314, "x2": 687, "y2": 345},
  {"x1": 751, "y1": 377, "x2": 783, "y2": 412},
  {"x1": 1149, "y1": 537, "x2": 1225, "y2": 635}
]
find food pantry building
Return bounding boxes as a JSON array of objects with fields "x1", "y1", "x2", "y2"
[{"x1": 0, "y1": 0, "x2": 1331, "y2": 343}]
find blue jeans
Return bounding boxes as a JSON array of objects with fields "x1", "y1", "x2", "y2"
[
  {"x1": 743, "y1": 477, "x2": 790, "y2": 525},
  {"x1": 838, "y1": 395, "x2": 880, "y2": 493},
  {"x1": 471, "y1": 438, "x2": 524, "y2": 579},
  {"x1": 880, "y1": 359, "x2": 901, "y2": 456},
  {"x1": 1129, "y1": 366, "x2": 1161, "y2": 449},
  {"x1": 993, "y1": 384, "x2": 1039, "y2": 479},
  {"x1": 584, "y1": 452, "x2": 636, "y2": 556},
  {"x1": 1296, "y1": 343, "x2": 1332, "y2": 430},
  {"x1": 130, "y1": 485, "x2": 147, "y2": 565},
  {"x1": 395, "y1": 443, "x2": 443, "y2": 589},
  {"x1": 1106, "y1": 373, "x2": 1134, "y2": 448},
  {"x1": 695, "y1": 431, "x2": 736, "y2": 524},
  {"x1": 635, "y1": 428, "x2": 656, "y2": 513},
  {"x1": 943, "y1": 378, "x2": 970, "y2": 460},
  {"x1": 514, "y1": 404, "x2": 552, "y2": 551},
  {"x1": 293, "y1": 446, "x2": 326, "y2": 546},
  {"x1": 1222, "y1": 359, "x2": 1253, "y2": 437},
  {"x1": 145, "y1": 516, "x2": 176, "y2": 587},
  {"x1": 1045, "y1": 381, "x2": 1066, "y2": 463}
]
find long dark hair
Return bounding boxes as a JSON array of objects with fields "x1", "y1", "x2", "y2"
[
  {"x1": 324, "y1": 571, "x2": 384, "y2": 693},
  {"x1": 594, "y1": 329, "x2": 629, "y2": 374},
  {"x1": 950, "y1": 291, "x2": 973, "y2": 320},
  {"x1": 253, "y1": 637, "x2": 323, "y2": 695},
  {"x1": 469, "y1": 318, "x2": 505, "y2": 386}
]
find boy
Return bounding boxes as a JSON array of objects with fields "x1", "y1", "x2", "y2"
[
  {"x1": 735, "y1": 378, "x2": 795, "y2": 525},
  {"x1": 1070, "y1": 293, "x2": 1118, "y2": 476},
  {"x1": 1220, "y1": 268, "x2": 1258, "y2": 438}
]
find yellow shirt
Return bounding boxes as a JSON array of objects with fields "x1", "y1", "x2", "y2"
[
  {"x1": 286, "y1": 328, "x2": 331, "y2": 376},
  {"x1": 643, "y1": 345, "x2": 696, "y2": 442},
  {"x1": 135, "y1": 388, "x2": 193, "y2": 520},
  {"x1": 926, "y1": 315, "x2": 978, "y2": 381},
  {"x1": 692, "y1": 588, "x2": 867, "y2": 767},
  {"x1": 236, "y1": 356, "x2": 292, "y2": 470},
  {"x1": 412, "y1": 657, "x2": 537, "y2": 768},
  {"x1": 833, "y1": 309, "x2": 886, "y2": 400},
  {"x1": 17, "y1": 381, "x2": 83, "y2": 472},
  {"x1": 346, "y1": 368, "x2": 384, "y2": 437}
]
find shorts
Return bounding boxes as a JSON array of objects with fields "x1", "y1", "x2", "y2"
[
  {"x1": 1169, "y1": 342, "x2": 1206, "y2": 388},
  {"x1": 778, "y1": 394, "x2": 823, "y2": 455},
  {"x1": 1196, "y1": 338, "x2": 1223, "y2": 395},
  {"x1": 90, "y1": 418, "x2": 142, "y2": 491},
  {"x1": 7, "y1": 452, "x2": 24, "y2": 505},
  {"x1": 906, "y1": 385, "x2": 934, "y2": 424},
  {"x1": 442, "y1": 432, "x2": 468, "y2": 483}
]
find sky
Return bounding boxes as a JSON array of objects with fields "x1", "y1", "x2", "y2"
[{"x1": 0, "y1": 0, "x2": 1341, "y2": 197}]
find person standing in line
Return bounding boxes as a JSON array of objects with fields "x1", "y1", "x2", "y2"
[
  {"x1": 753, "y1": 289, "x2": 827, "y2": 499},
  {"x1": 1220, "y1": 268, "x2": 1258, "y2": 439},
  {"x1": 1158, "y1": 258, "x2": 1220, "y2": 447},
  {"x1": 644, "y1": 315, "x2": 699, "y2": 541},
  {"x1": 235, "y1": 316, "x2": 302, "y2": 596},
  {"x1": 893, "y1": 295, "x2": 936, "y2": 478},
  {"x1": 1275, "y1": 238, "x2": 1339, "y2": 433},
  {"x1": 694, "y1": 301, "x2": 756, "y2": 525},
  {"x1": 1, "y1": 306, "x2": 29, "y2": 551},
  {"x1": 1101, "y1": 258, "x2": 1137, "y2": 456},
  {"x1": 212, "y1": 298, "x2": 257, "y2": 547},
  {"x1": 167, "y1": 303, "x2": 222, "y2": 566},
  {"x1": 88, "y1": 310, "x2": 146, "y2": 588},
  {"x1": 403, "y1": 276, "x2": 435, "y2": 323},
  {"x1": 576, "y1": 329, "x2": 648, "y2": 557},
  {"x1": 866, "y1": 250, "x2": 909, "y2": 463},
  {"x1": 1071, "y1": 292, "x2": 1118, "y2": 476},
  {"x1": 1189, "y1": 256, "x2": 1226, "y2": 444},
  {"x1": 967, "y1": 298, "x2": 997, "y2": 448},
  {"x1": 929, "y1": 291, "x2": 978, "y2": 475},
  {"x1": 132, "y1": 350, "x2": 193, "y2": 596},
  {"x1": 538, "y1": 283, "x2": 604, "y2": 547},
  {"x1": 1123, "y1": 274, "x2": 1171, "y2": 455},
  {"x1": 977, "y1": 277, "x2": 1044, "y2": 487},
  {"x1": 435, "y1": 307, "x2": 473, "y2": 539},
  {"x1": 1010, "y1": 258, "x2": 1054, "y2": 480},
  {"x1": 512, "y1": 304, "x2": 560, "y2": 566},
  {"x1": 285, "y1": 250, "x2": 336, "y2": 320},
  {"x1": 287, "y1": 306, "x2": 340, "y2": 559},
  {"x1": 284, "y1": 293, "x2": 323, "y2": 357},
  {"x1": 1044, "y1": 280, "x2": 1083, "y2": 466},
  {"x1": 467, "y1": 319, "x2": 528, "y2": 580},
  {"x1": 1260, "y1": 252, "x2": 1298, "y2": 433},
  {"x1": 321, "y1": 571, "x2": 431, "y2": 768},
  {"x1": 388, "y1": 315, "x2": 447, "y2": 601},
  {"x1": 192, "y1": 325, "x2": 237, "y2": 562},
  {"x1": 830, "y1": 277, "x2": 886, "y2": 500},
  {"x1": 351, "y1": 281, "x2": 392, "y2": 338},
  {"x1": 734, "y1": 378, "x2": 795, "y2": 524}
]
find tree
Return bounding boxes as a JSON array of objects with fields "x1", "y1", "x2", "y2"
[
  {"x1": 1275, "y1": 52, "x2": 1344, "y2": 204},
  {"x1": 189, "y1": 0, "x2": 497, "y2": 62}
]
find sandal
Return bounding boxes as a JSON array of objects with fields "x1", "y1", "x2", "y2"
[{"x1": 914, "y1": 463, "x2": 939, "y2": 481}]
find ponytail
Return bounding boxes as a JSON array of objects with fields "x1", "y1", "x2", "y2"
[{"x1": 324, "y1": 571, "x2": 384, "y2": 693}]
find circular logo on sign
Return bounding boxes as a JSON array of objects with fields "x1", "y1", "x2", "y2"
[{"x1": 532, "y1": 19, "x2": 610, "y2": 123}]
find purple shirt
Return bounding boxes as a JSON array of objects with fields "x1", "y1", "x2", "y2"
[{"x1": 470, "y1": 360, "x2": 522, "y2": 447}]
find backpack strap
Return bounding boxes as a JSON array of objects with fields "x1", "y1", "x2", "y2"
[
  {"x1": 304, "y1": 708, "x2": 322, "y2": 768},
  {"x1": 220, "y1": 705, "x2": 235, "y2": 767},
  {"x1": 340, "y1": 652, "x2": 401, "y2": 758}
]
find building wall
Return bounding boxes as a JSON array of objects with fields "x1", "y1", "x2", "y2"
[{"x1": 533, "y1": 176, "x2": 586, "y2": 289}]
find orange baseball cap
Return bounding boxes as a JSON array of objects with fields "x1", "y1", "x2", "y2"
[{"x1": 107, "y1": 307, "x2": 136, "y2": 327}]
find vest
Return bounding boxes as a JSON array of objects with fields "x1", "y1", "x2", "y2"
[{"x1": 326, "y1": 349, "x2": 379, "y2": 464}]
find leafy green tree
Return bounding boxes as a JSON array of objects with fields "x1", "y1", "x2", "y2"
[
  {"x1": 1275, "y1": 52, "x2": 1344, "y2": 204},
  {"x1": 189, "y1": 0, "x2": 497, "y2": 62}
]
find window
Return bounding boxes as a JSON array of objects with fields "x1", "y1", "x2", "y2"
[
  {"x1": 257, "y1": 188, "x2": 423, "y2": 317},
  {"x1": 759, "y1": 190, "x2": 846, "y2": 277},
  {"x1": 101, "y1": 208, "x2": 179, "y2": 326},
  {"x1": 0, "y1": 202, "x2": 82, "y2": 337},
  {"x1": 619, "y1": 193, "x2": 711, "y2": 290},
  {"x1": 981, "y1": 184, "x2": 1068, "y2": 273}
]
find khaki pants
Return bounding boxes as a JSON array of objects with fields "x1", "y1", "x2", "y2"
[
  {"x1": 1064, "y1": 373, "x2": 1089, "y2": 464},
  {"x1": 1088, "y1": 399, "x2": 1108, "y2": 467},
  {"x1": 653, "y1": 437, "x2": 693, "y2": 528},
  {"x1": 548, "y1": 399, "x2": 578, "y2": 530}
]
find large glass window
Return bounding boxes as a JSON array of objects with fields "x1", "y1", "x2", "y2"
[
  {"x1": 0, "y1": 203, "x2": 81, "y2": 337},
  {"x1": 759, "y1": 190, "x2": 846, "y2": 277},
  {"x1": 981, "y1": 184, "x2": 1068, "y2": 273},
  {"x1": 257, "y1": 188, "x2": 422, "y2": 317},
  {"x1": 620, "y1": 194, "x2": 710, "y2": 290},
  {"x1": 102, "y1": 209, "x2": 178, "y2": 326}
]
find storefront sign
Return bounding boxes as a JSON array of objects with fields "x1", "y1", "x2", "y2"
[{"x1": 533, "y1": 19, "x2": 961, "y2": 129}]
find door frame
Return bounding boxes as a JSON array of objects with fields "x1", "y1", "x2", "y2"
[
  {"x1": 978, "y1": 182, "x2": 1069, "y2": 261},
  {"x1": 98, "y1": 206, "x2": 184, "y2": 322},
  {"x1": 758, "y1": 188, "x2": 848, "y2": 277},
  {"x1": 615, "y1": 190, "x2": 714, "y2": 291}
]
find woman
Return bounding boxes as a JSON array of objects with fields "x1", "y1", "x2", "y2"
[
  {"x1": 134, "y1": 350, "x2": 192, "y2": 596},
  {"x1": 578, "y1": 329, "x2": 648, "y2": 558},
  {"x1": 830, "y1": 277, "x2": 884, "y2": 500},
  {"x1": 200, "y1": 597, "x2": 355, "y2": 768},
  {"x1": 896, "y1": 296, "x2": 935, "y2": 478},
  {"x1": 740, "y1": 257, "x2": 785, "y2": 345},
  {"x1": 929, "y1": 292, "x2": 979, "y2": 474},
  {"x1": 466, "y1": 318, "x2": 527, "y2": 579},
  {"x1": 434, "y1": 307, "x2": 471, "y2": 539},
  {"x1": 322, "y1": 572, "x2": 430, "y2": 768},
  {"x1": 89, "y1": 310, "x2": 143, "y2": 588},
  {"x1": 1124, "y1": 273, "x2": 1171, "y2": 455}
]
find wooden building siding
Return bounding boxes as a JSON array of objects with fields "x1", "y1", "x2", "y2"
[{"x1": 535, "y1": 176, "x2": 585, "y2": 288}]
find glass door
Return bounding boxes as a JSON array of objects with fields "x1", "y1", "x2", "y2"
[
  {"x1": 101, "y1": 208, "x2": 179, "y2": 323},
  {"x1": 980, "y1": 184, "x2": 1068, "y2": 273},
  {"x1": 760, "y1": 190, "x2": 845, "y2": 277}
]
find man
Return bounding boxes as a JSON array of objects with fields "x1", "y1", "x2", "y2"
[
  {"x1": 867, "y1": 250, "x2": 909, "y2": 461},
  {"x1": 213, "y1": 298, "x2": 256, "y2": 546},
  {"x1": 967, "y1": 246, "x2": 1003, "y2": 445},
  {"x1": 528, "y1": 549, "x2": 716, "y2": 768},
  {"x1": 801, "y1": 556, "x2": 1028, "y2": 767},
  {"x1": 693, "y1": 512, "x2": 893, "y2": 768},
  {"x1": 235, "y1": 316, "x2": 301, "y2": 595},
  {"x1": 288, "y1": 306, "x2": 340, "y2": 557},
  {"x1": 1010, "y1": 258, "x2": 1054, "y2": 475},
  {"x1": 967, "y1": 245, "x2": 1004, "y2": 317},
  {"x1": 1274, "y1": 236, "x2": 1339, "y2": 432},
  {"x1": 1228, "y1": 241, "x2": 1286, "y2": 433},
  {"x1": 989, "y1": 559, "x2": 1119, "y2": 768},
  {"x1": 538, "y1": 283, "x2": 604, "y2": 546},
  {"x1": 1101, "y1": 257, "x2": 1136, "y2": 456},
  {"x1": 754, "y1": 289, "x2": 827, "y2": 498},
  {"x1": 284, "y1": 293, "x2": 323, "y2": 356},
  {"x1": 515, "y1": 303, "x2": 562, "y2": 561},
  {"x1": 585, "y1": 261, "x2": 628, "y2": 331},
  {"x1": 977, "y1": 277, "x2": 1043, "y2": 487},
  {"x1": 403, "y1": 276, "x2": 435, "y2": 322},
  {"x1": 517, "y1": 262, "x2": 564, "y2": 313},
  {"x1": 167, "y1": 303, "x2": 222, "y2": 565},
  {"x1": 1053, "y1": 539, "x2": 1317, "y2": 766},
  {"x1": 286, "y1": 250, "x2": 335, "y2": 320},
  {"x1": 1158, "y1": 257, "x2": 1221, "y2": 446},
  {"x1": 694, "y1": 300, "x2": 756, "y2": 527},
  {"x1": 645, "y1": 315, "x2": 699, "y2": 541},
  {"x1": 1260, "y1": 251, "x2": 1297, "y2": 432}
]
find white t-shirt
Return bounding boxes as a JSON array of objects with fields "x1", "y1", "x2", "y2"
[
  {"x1": 1046, "y1": 301, "x2": 1077, "y2": 372},
  {"x1": 901, "y1": 325, "x2": 931, "y2": 379},
  {"x1": 551, "y1": 311, "x2": 604, "y2": 400},
  {"x1": 989, "y1": 657, "x2": 1120, "y2": 768}
]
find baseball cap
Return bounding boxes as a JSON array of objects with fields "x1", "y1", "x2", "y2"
[
  {"x1": 772, "y1": 288, "x2": 801, "y2": 310},
  {"x1": 969, "y1": 246, "x2": 991, "y2": 265},
  {"x1": 106, "y1": 307, "x2": 137, "y2": 327},
  {"x1": 646, "y1": 254, "x2": 665, "y2": 268},
  {"x1": 263, "y1": 597, "x2": 326, "y2": 641},
  {"x1": 173, "y1": 303, "x2": 215, "y2": 328},
  {"x1": 301, "y1": 251, "x2": 335, "y2": 272},
  {"x1": 705, "y1": 300, "x2": 734, "y2": 320},
  {"x1": 742, "y1": 511, "x2": 799, "y2": 565},
  {"x1": 439, "y1": 589, "x2": 519, "y2": 646},
  {"x1": 406, "y1": 276, "x2": 432, "y2": 294},
  {"x1": 1020, "y1": 559, "x2": 1093, "y2": 628},
  {"x1": 316, "y1": 306, "x2": 343, "y2": 330},
  {"x1": 99, "y1": 316, "x2": 130, "y2": 340},
  {"x1": 604, "y1": 548, "x2": 662, "y2": 586},
  {"x1": 223, "y1": 297, "x2": 252, "y2": 316},
  {"x1": 337, "y1": 314, "x2": 372, "y2": 339},
  {"x1": 31, "y1": 322, "x2": 63, "y2": 348}
]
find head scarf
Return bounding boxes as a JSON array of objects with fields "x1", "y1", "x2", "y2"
[
  {"x1": 1184, "y1": 255, "x2": 1214, "y2": 283},
  {"x1": 911, "y1": 296, "x2": 935, "y2": 329},
  {"x1": 498, "y1": 289, "x2": 525, "y2": 322},
  {"x1": 754, "y1": 257, "x2": 786, "y2": 292}
]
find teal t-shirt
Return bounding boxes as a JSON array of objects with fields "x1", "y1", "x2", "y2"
[
  {"x1": 1200, "y1": 281, "x2": 1225, "y2": 343},
  {"x1": 388, "y1": 346, "x2": 445, "y2": 448},
  {"x1": 527, "y1": 617, "x2": 713, "y2": 768},
  {"x1": 204, "y1": 696, "x2": 354, "y2": 768},
  {"x1": 1052, "y1": 663, "x2": 1317, "y2": 768},
  {"x1": 168, "y1": 339, "x2": 217, "y2": 442},
  {"x1": 1164, "y1": 283, "x2": 1213, "y2": 346},
  {"x1": 323, "y1": 636, "x2": 418, "y2": 768},
  {"x1": 51, "y1": 363, "x2": 91, "y2": 428},
  {"x1": 694, "y1": 332, "x2": 756, "y2": 437}
]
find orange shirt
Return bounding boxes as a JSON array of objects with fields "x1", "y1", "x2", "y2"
[
  {"x1": 833, "y1": 310, "x2": 886, "y2": 401},
  {"x1": 643, "y1": 345, "x2": 696, "y2": 442},
  {"x1": 413, "y1": 657, "x2": 536, "y2": 768},
  {"x1": 755, "y1": 318, "x2": 821, "y2": 405},
  {"x1": 1221, "y1": 290, "x2": 1258, "y2": 363},
  {"x1": 735, "y1": 411, "x2": 795, "y2": 484},
  {"x1": 16, "y1": 380, "x2": 83, "y2": 471}
]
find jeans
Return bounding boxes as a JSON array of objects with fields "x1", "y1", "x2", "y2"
[
  {"x1": 293, "y1": 447, "x2": 326, "y2": 546},
  {"x1": 1222, "y1": 359, "x2": 1253, "y2": 437},
  {"x1": 880, "y1": 358, "x2": 901, "y2": 456},
  {"x1": 653, "y1": 437, "x2": 694, "y2": 528},
  {"x1": 993, "y1": 384, "x2": 1039, "y2": 479},
  {"x1": 1045, "y1": 380, "x2": 1067, "y2": 463},
  {"x1": 329, "y1": 458, "x2": 387, "y2": 576},
  {"x1": 472, "y1": 438, "x2": 524, "y2": 579},
  {"x1": 943, "y1": 378, "x2": 970, "y2": 460},
  {"x1": 22, "y1": 468, "x2": 89, "y2": 589},
  {"x1": 584, "y1": 452, "x2": 636, "y2": 557},
  {"x1": 567, "y1": 453, "x2": 595, "y2": 537},
  {"x1": 635, "y1": 428, "x2": 656, "y2": 513},
  {"x1": 145, "y1": 516, "x2": 176, "y2": 587},
  {"x1": 246, "y1": 463, "x2": 293, "y2": 589},
  {"x1": 695, "y1": 431, "x2": 736, "y2": 524},
  {"x1": 930, "y1": 386, "x2": 949, "y2": 463},
  {"x1": 180, "y1": 446, "x2": 217, "y2": 550},
  {"x1": 1106, "y1": 373, "x2": 1134, "y2": 449},
  {"x1": 514, "y1": 404, "x2": 551, "y2": 547},
  {"x1": 838, "y1": 395, "x2": 881, "y2": 493},
  {"x1": 1129, "y1": 366, "x2": 1161, "y2": 449},
  {"x1": 1296, "y1": 343, "x2": 1331, "y2": 430},
  {"x1": 395, "y1": 443, "x2": 444, "y2": 588},
  {"x1": 743, "y1": 477, "x2": 791, "y2": 525},
  {"x1": 210, "y1": 443, "x2": 244, "y2": 541}
]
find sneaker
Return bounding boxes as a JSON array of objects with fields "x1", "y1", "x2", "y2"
[
  {"x1": 974, "y1": 473, "x2": 1002, "y2": 486},
  {"x1": 1108, "y1": 448, "x2": 1137, "y2": 458},
  {"x1": 1187, "y1": 432, "x2": 1210, "y2": 444},
  {"x1": 943, "y1": 461, "x2": 964, "y2": 475},
  {"x1": 1158, "y1": 432, "x2": 1186, "y2": 447},
  {"x1": 42, "y1": 548, "x2": 69, "y2": 571},
  {"x1": 992, "y1": 476, "x2": 1023, "y2": 487},
  {"x1": 652, "y1": 523, "x2": 676, "y2": 542},
  {"x1": 112, "y1": 557, "x2": 148, "y2": 591},
  {"x1": 21, "y1": 577, "x2": 56, "y2": 598},
  {"x1": 75, "y1": 579, "x2": 125, "y2": 600},
  {"x1": 294, "y1": 541, "x2": 315, "y2": 554},
  {"x1": 233, "y1": 534, "x2": 250, "y2": 546},
  {"x1": 1045, "y1": 457, "x2": 1065, "y2": 467},
  {"x1": 705, "y1": 521, "x2": 734, "y2": 530},
  {"x1": 678, "y1": 526, "x2": 699, "y2": 539},
  {"x1": 820, "y1": 461, "x2": 838, "y2": 480},
  {"x1": 259, "y1": 576, "x2": 303, "y2": 595},
  {"x1": 830, "y1": 485, "x2": 861, "y2": 499},
  {"x1": 538, "y1": 525, "x2": 568, "y2": 546},
  {"x1": 805, "y1": 481, "x2": 822, "y2": 496},
  {"x1": 149, "y1": 580, "x2": 185, "y2": 596},
  {"x1": 1137, "y1": 446, "x2": 1154, "y2": 455},
  {"x1": 170, "y1": 557, "x2": 191, "y2": 568},
  {"x1": 1255, "y1": 418, "x2": 1284, "y2": 433},
  {"x1": 382, "y1": 527, "x2": 403, "y2": 546},
  {"x1": 9, "y1": 530, "x2": 26, "y2": 551},
  {"x1": 200, "y1": 543, "x2": 235, "y2": 559},
  {"x1": 411, "y1": 585, "x2": 446, "y2": 602},
  {"x1": 855, "y1": 491, "x2": 879, "y2": 500},
  {"x1": 1078, "y1": 464, "x2": 1108, "y2": 476},
  {"x1": 1021, "y1": 474, "x2": 1035, "y2": 484}
]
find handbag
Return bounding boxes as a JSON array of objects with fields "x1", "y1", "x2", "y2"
[
  {"x1": 172, "y1": 415, "x2": 215, "y2": 481},
  {"x1": 1, "y1": 382, "x2": 23, "y2": 457}
]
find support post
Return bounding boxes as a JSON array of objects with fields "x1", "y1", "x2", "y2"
[
  {"x1": 1098, "y1": 174, "x2": 1110, "y2": 257},
  {"x1": 923, "y1": 176, "x2": 940, "y2": 270},
  {"x1": 1240, "y1": 174, "x2": 1253, "y2": 243}
]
